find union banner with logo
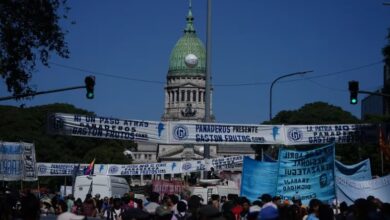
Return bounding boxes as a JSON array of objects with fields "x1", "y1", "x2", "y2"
[
  {"x1": 168, "y1": 122, "x2": 284, "y2": 145},
  {"x1": 283, "y1": 124, "x2": 363, "y2": 145}
]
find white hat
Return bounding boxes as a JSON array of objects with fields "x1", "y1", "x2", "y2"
[{"x1": 57, "y1": 212, "x2": 85, "y2": 220}]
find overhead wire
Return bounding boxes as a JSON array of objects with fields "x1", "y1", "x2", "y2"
[{"x1": 49, "y1": 60, "x2": 383, "y2": 88}]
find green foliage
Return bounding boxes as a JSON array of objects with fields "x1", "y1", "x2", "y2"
[
  {"x1": 264, "y1": 102, "x2": 360, "y2": 125},
  {"x1": 0, "y1": 103, "x2": 136, "y2": 163},
  {"x1": 259, "y1": 102, "x2": 387, "y2": 175},
  {"x1": 0, "y1": 0, "x2": 70, "y2": 96},
  {"x1": 0, "y1": 103, "x2": 137, "y2": 190}
]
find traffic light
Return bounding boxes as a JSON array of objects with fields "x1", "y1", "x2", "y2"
[
  {"x1": 348, "y1": 81, "x2": 359, "y2": 105},
  {"x1": 84, "y1": 76, "x2": 95, "y2": 99}
]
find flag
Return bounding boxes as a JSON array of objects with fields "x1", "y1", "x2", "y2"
[{"x1": 84, "y1": 158, "x2": 95, "y2": 175}]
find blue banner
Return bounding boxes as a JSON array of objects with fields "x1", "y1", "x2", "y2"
[
  {"x1": 335, "y1": 159, "x2": 371, "y2": 180},
  {"x1": 241, "y1": 157, "x2": 278, "y2": 202},
  {"x1": 276, "y1": 143, "x2": 335, "y2": 205}
]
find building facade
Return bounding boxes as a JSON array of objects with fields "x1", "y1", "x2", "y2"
[{"x1": 133, "y1": 3, "x2": 255, "y2": 164}]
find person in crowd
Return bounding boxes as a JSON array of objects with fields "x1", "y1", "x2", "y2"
[
  {"x1": 144, "y1": 192, "x2": 161, "y2": 215},
  {"x1": 187, "y1": 195, "x2": 203, "y2": 220},
  {"x1": 40, "y1": 198, "x2": 55, "y2": 216},
  {"x1": 198, "y1": 205, "x2": 224, "y2": 220},
  {"x1": 169, "y1": 194, "x2": 179, "y2": 214},
  {"x1": 65, "y1": 194, "x2": 74, "y2": 212},
  {"x1": 20, "y1": 189, "x2": 40, "y2": 220},
  {"x1": 82, "y1": 193, "x2": 97, "y2": 217},
  {"x1": 57, "y1": 199, "x2": 85, "y2": 220},
  {"x1": 291, "y1": 194, "x2": 307, "y2": 219},
  {"x1": 240, "y1": 197, "x2": 251, "y2": 220},
  {"x1": 94, "y1": 193, "x2": 103, "y2": 214},
  {"x1": 100, "y1": 196, "x2": 111, "y2": 218},
  {"x1": 272, "y1": 196, "x2": 282, "y2": 208},
  {"x1": 155, "y1": 198, "x2": 173, "y2": 220},
  {"x1": 72, "y1": 198, "x2": 83, "y2": 215},
  {"x1": 210, "y1": 194, "x2": 220, "y2": 210},
  {"x1": 248, "y1": 200, "x2": 262, "y2": 220},
  {"x1": 220, "y1": 196, "x2": 227, "y2": 211},
  {"x1": 104, "y1": 197, "x2": 124, "y2": 220},
  {"x1": 318, "y1": 203, "x2": 334, "y2": 220},
  {"x1": 305, "y1": 199, "x2": 322, "y2": 220},
  {"x1": 171, "y1": 200, "x2": 191, "y2": 220},
  {"x1": 258, "y1": 194, "x2": 278, "y2": 220},
  {"x1": 180, "y1": 189, "x2": 192, "y2": 202},
  {"x1": 123, "y1": 192, "x2": 138, "y2": 209},
  {"x1": 336, "y1": 201, "x2": 348, "y2": 220}
]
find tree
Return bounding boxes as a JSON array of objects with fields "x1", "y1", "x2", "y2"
[
  {"x1": 0, "y1": 0, "x2": 70, "y2": 96},
  {"x1": 264, "y1": 102, "x2": 360, "y2": 125}
]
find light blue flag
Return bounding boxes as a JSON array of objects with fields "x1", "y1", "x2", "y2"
[
  {"x1": 335, "y1": 159, "x2": 371, "y2": 180},
  {"x1": 277, "y1": 143, "x2": 336, "y2": 205},
  {"x1": 240, "y1": 156, "x2": 278, "y2": 202}
]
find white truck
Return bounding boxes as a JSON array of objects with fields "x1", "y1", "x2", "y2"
[
  {"x1": 188, "y1": 179, "x2": 240, "y2": 204},
  {"x1": 74, "y1": 175, "x2": 130, "y2": 201}
]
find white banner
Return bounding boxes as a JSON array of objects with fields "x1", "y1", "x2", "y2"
[
  {"x1": 48, "y1": 113, "x2": 285, "y2": 145},
  {"x1": 107, "y1": 161, "x2": 182, "y2": 176},
  {"x1": 1, "y1": 142, "x2": 37, "y2": 181},
  {"x1": 169, "y1": 122, "x2": 284, "y2": 145},
  {"x1": 208, "y1": 155, "x2": 245, "y2": 170},
  {"x1": 48, "y1": 113, "x2": 168, "y2": 143},
  {"x1": 36, "y1": 156, "x2": 248, "y2": 176},
  {"x1": 284, "y1": 124, "x2": 363, "y2": 145},
  {"x1": 336, "y1": 174, "x2": 390, "y2": 204}
]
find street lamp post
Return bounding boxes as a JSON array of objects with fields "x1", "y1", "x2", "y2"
[{"x1": 269, "y1": 71, "x2": 313, "y2": 120}]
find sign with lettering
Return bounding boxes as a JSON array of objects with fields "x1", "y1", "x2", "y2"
[
  {"x1": 48, "y1": 113, "x2": 168, "y2": 143},
  {"x1": 107, "y1": 161, "x2": 181, "y2": 176},
  {"x1": 276, "y1": 143, "x2": 335, "y2": 204},
  {"x1": 1, "y1": 142, "x2": 37, "y2": 181},
  {"x1": 169, "y1": 122, "x2": 284, "y2": 145},
  {"x1": 284, "y1": 124, "x2": 363, "y2": 145}
]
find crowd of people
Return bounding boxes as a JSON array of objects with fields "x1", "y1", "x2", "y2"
[{"x1": 1, "y1": 186, "x2": 390, "y2": 220}]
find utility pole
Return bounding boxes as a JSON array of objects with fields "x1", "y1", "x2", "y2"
[{"x1": 204, "y1": 0, "x2": 212, "y2": 178}]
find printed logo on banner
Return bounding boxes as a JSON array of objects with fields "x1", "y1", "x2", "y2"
[
  {"x1": 157, "y1": 122, "x2": 165, "y2": 138},
  {"x1": 38, "y1": 164, "x2": 47, "y2": 174},
  {"x1": 173, "y1": 125, "x2": 188, "y2": 140},
  {"x1": 287, "y1": 127, "x2": 303, "y2": 142},
  {"x1": 272, "y1": 127, "x2": 280, "y2": 140},
  {"x1": 182, "y1": 162, "x2": 192, "y2": 171},
  {"x1": 109, "y1": 166, "x2": 119, "y2": 174}
]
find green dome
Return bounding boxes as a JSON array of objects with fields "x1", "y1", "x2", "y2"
[{"x1": 168, "y1": 6, "x2": 206, "y2": 77}]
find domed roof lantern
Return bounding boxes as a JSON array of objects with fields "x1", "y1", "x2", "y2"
[{"x1": 168, "y1": 0, "x2": 206, "y2": 77}]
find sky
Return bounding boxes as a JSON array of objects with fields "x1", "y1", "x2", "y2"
[{"x1": 1, "y1": 0, "x2": 390, "y2": 124}]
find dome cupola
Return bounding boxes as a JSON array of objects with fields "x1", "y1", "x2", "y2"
[{"x1": 168, "y1": 2, "x2": 206, "y2": 77}]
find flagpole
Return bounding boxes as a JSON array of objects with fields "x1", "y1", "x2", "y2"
[
  {"x1": 332, "y1": 143, "x2": 338, "y2": 215},
  {"x1": 64, "y1": 176, "x2": 67, "y2": 197},
  {"x1": 381, "y1": 150, "x2": 384, "y2": 176}
]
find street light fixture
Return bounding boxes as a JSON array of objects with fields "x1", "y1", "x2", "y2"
[{"x1": 269, "y1": 71, "x2": 313, "y2": 120}]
